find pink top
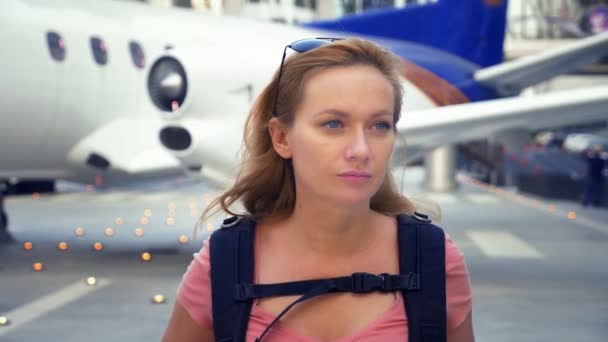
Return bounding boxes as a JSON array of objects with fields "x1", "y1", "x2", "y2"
[{"x1": 177, "y1": 228, "x2": 472, "y2": 342}]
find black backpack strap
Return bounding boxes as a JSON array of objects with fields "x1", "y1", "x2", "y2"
[
  {"x1": 209, "y1": 216, "x2": 256, "y2": 342},
  {"x1": 397, "y1": 213, "x2": 447, "y2": 342},
  {"x1": 243, "y1": 272, "x2": 420, "y2": 342}
]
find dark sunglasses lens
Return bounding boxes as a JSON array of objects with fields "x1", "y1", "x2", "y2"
[{"x1": 290, "y1": 39, "x2": 332, "y2": 53}]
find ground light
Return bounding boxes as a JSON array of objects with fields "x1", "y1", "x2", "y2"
[
  {"x1": 93, "y1": 242, "x2": 103, "y2": 251},
  {"x1": 152, "y1": 294, "x2": 166, "y2": 304},
  {"x1": 85, "y1": 277, "x2": 97, "y2": 286},
  {"x1": 57, "y1": 242, "x2": 68, "y2": 251},
  {"x1": 141, "y1": 252, "x2": 152, "y2": 262}
]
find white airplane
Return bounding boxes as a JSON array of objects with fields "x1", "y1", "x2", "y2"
[
  {"x1": 1, "y1": 0, "x2": 608, "y2": 242},
  {"x1": 149, "y1": 1, "x2": 608, "y2": 186}
]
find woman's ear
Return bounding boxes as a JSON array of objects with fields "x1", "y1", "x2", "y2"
[{"x1": 268, "y1": 117, "x2": 292, "y2": 159}]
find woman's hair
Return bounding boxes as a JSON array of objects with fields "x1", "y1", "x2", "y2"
[{"x1": 199, "y1": 38, "x2": 416, "y2": 227}]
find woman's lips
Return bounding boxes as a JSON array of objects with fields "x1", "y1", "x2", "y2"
[{"x1": 338, "y1": 171, "x2": 372, "y2": 183}]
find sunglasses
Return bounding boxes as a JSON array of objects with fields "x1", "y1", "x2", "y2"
[{"x1": 272, "y1": 37, "x2": 343, "y2": 117}]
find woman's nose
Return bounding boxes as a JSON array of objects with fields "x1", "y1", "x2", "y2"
[{"x1": 345, "y1": 129, "x2": 370, "y2": 161}]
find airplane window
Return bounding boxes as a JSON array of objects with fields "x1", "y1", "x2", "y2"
[
  {"x1": 90, "y1": 36, "x2": 108, "y2": 66},
  {"x1": 129, "y1": 41, "x2": 145, "y2": 69},
  {"x1": 295, "y1": 0, "x2": 317, "y2": 9},
  {"x1": 46, "y1": 31, "x2": 66, "y2": 62}
]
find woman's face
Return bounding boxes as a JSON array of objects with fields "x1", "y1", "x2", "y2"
[{"x1": 286, "y1": 64, "x2": 396, "y2": 207}]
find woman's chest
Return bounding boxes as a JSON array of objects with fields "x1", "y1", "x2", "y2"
[
  {"x1": 253, "y1": 240, "x2": 401, "y2": 341},
  {"x1": 254, "y1": 291, "x2": 402, "y2": 341}
]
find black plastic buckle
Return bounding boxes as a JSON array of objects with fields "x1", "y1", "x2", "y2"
[
  {"x1": 351, "y1": 272, "x2": 383, "y2": 293},
  {"x1": 378, "y1": 273, "x2": 391, "y2": 291}
]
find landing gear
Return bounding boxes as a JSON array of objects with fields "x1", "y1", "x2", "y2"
[{"x1": 0, "y1": 181, "x2": 15, "y2": 244}]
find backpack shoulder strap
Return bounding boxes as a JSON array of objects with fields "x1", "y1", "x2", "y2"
[
  {"x1": 397, "y1": 213, "x2": 447, "y2": 342},
  {"x1": 209, "y1": 215, "x2": 256, "y2": 342}
]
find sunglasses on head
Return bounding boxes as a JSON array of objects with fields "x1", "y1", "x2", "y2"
[{"x1": 272, "y1": 37, "x2": 343, "y2": 117}]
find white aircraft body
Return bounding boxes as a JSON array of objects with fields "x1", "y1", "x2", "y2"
[{"x1": 1, "y1": 0, "x2": 608, "y2": 241}]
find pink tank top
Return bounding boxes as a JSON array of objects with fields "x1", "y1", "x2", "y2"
[{"x1": 177, "y1": 230, "x2": 472, "y2": 341}]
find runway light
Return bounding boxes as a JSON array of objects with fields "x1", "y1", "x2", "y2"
[
  {"x1": 115, "y1": 217, "x2": 124, "y2": 225},
  {"x1": 140, "y1": 217, "x2": 149, "y2": 225},
  {"x1": 86, "y1": 277, "x2": 97, "y2": 286},
  {"x1": 32, "y1": 192, "x2": 40, "y2": 200},
  {"x1": 152, "y1": 294, "x2": 166, "y2": 304},
  {"x1": 548, "y1": 205, "x2": 557, "y2": 212},
  {"x1": 532, "y1": 200, "x2": 539, "y2": 207},
  {"x1": 23, "y1": 242, "x2": 33, "y2": 251},
  {"x1": 135, "y1": 228, "x2": 144, "y2": 237},
  {"x1": 93, "y1": 242, "x2": 103, "y2": 251},
  {"x1": 179, "y1": 235, "x2": 189, "y2": 244},
  {"x1": 75, "y1": 227, "x2": 85, "y2": 237},
  {"x1": 141, "y1": 252, "x2": 152, "y2": 262},
  {"x1": 105, "y1": 228, "x2": 114, "y2": 237},
  {"x1": 0, "y1": 316, "x2": 9, "y2": 326},
  {"x1": 166, "y1": 218, "x2": 175, "y2": 225},
  {"x1": 32, "y1": 262, "x2": 44, "y2": 272},
  {"x1": 57, "y1": 242, "x2": 68, "y2": 251},
  {"x1": 144, "y1": 209, "x2": 152, "y2": 217},
  {"x1": 568, "y1": 211, "x2": 577, "y2": 220}
]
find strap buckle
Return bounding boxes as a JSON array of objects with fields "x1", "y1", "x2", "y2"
[{"x1": 351, "y1": 272, "x2": 384, "y2": 293}]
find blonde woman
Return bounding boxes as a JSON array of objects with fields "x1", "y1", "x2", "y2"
[{"x1": 163, "y1": 38, "x2": 474, "y2": 342}]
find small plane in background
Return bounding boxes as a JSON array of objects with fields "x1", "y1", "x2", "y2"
[{"x1": 1, "y1": 0, "x2": 608, "y2": 242}]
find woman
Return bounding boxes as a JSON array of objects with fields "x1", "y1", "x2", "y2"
[{"x1": 163, "y1": 38, "x2": 474, "y2": 342}]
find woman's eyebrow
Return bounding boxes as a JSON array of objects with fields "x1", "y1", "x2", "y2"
[
  {"x1": 312, "y1": 109, "x2": 349, "y2": 118},
  {"x1": 312, "y1": 109, "x2": 392, "y2": 119}
]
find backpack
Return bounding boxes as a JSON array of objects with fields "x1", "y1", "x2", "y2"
[{"x1": 209, "y1": 213, "x2": 446, "y2": 342}]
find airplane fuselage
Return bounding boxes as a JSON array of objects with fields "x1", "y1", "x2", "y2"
[{"x1": 0, "y1": 0, "x2": 503, "y2": 188}]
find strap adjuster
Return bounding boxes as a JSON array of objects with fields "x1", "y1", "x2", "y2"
[
  {"x1": 221, "y1": 216, "x2": 242, "y2": 228},
  {"x1": 234, "y1": 283, "x2": 255, "y2": 301}
]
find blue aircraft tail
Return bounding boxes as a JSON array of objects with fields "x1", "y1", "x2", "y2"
[{"x1": 302, "y1": 0, "x2": 508, "y2": 67}]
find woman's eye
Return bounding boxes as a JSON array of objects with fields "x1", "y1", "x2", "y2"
[
  {"x1": 375, "y1": 122, "x2": 392, "y2": 131},
  {"x1": 323, "y1": 120, "x2": 343, "y2": 129}
]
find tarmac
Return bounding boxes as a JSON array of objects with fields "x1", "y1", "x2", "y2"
[{"x1": 0, "y1": 166, "x2": 606, "y2": 341}]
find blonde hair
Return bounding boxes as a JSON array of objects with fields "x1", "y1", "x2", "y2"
[{"x1": 199, "y1": 38, "x2": 415, "y2": 228}]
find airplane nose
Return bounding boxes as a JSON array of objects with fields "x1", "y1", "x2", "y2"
[
  {"x1": 160, "y1": 126, "x2": 192, "y2": 151},
  {"x1": 148, "y1": 57, "x2": 188, "y2": 112}
]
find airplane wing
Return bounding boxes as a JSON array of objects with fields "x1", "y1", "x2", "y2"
[
  {"x1": 398, "y1": 86, "x2": 608, "y2": 149},
  {"x1": 475, "y1": 32, "x2": 608, "y2": 96}
]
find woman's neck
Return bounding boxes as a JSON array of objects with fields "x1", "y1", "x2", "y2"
[{"x1": 273, "y1": 198, "x2": 382, "y2": 258}]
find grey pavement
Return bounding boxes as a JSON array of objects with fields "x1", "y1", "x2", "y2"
[{"x1": 0, "y1": 167, "x2": 606, "y2": 341}]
